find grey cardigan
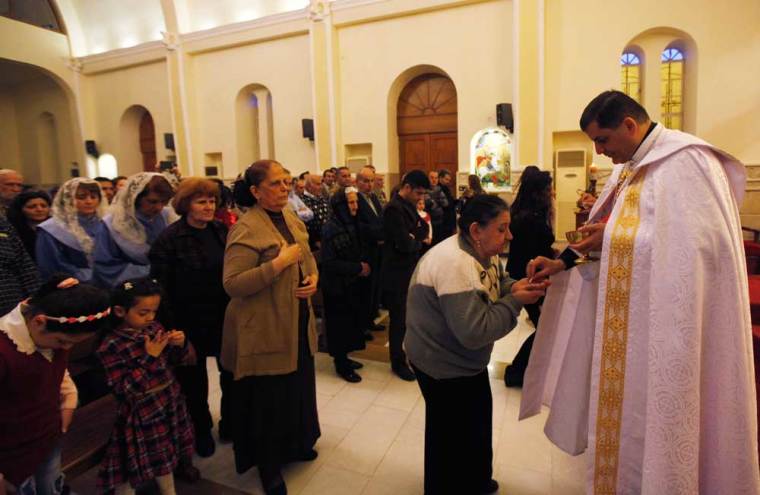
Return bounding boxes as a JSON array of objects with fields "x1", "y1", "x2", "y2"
[{"x1": 404, "y1": 235, "x2": 523, "y2": 379}]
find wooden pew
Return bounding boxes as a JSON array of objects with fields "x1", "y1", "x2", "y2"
[{"x1": 61, "y1": 394, "x2": 117, "y2": 479}]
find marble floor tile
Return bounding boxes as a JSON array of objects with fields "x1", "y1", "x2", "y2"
[
  {"x1": 69, "y1": 324, "x2": 588, "y2": 495},
  {"x1": 327, "y1": 405, "x2": 408, "y2": 476},
  {"x1": 299, "y1": 465, "x2": 370, "y2": 495}
]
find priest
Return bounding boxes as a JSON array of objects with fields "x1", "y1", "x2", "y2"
[{"x1": 522, "y1": 90, "x2": 759, "y2": 494}]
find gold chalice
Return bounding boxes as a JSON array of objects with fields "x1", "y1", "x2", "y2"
[{"x1": 565, "y1": 230, "x2": 599, "y2": 265}]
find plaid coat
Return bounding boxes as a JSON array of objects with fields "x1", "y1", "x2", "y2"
[
  {"x1": 96, "y1": 322, "x2": 194, "y2": 494},
  {"x1": 0, "y1": 218, "x2": 39, "y2": 315}
]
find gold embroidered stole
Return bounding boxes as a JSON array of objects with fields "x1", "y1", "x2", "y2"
[{"x1": 593, "y1": 168, "x2": 647, "y2": 494}]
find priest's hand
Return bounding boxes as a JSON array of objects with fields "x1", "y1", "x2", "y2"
[
  {"x1": 571, "y1": 222, "x2": 606, "y2": 253},
  {"x1": 527, "y1": 256, "x2": 565, "y2": 283},
  {"x1": 511, "y1": 278, "x2": 551, "y2": 305},
  {"x1": 61, "y1": 408, "x2": 75, "y2": 433}
]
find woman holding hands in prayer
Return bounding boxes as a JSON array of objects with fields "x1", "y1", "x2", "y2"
[{"x1": 222, "y1": 160, "x2": 320, "y2": 495}]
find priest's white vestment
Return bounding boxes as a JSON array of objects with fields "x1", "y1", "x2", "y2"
[{"x1": 520, "y1": 125, "x2": 760, "y2": 494}]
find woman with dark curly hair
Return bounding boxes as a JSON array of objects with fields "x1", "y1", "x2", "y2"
[{"x1": 6, "y1": 189, "x2": 51, "y2": 261}]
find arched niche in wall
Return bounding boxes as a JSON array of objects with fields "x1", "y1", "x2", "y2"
[
  {"x1": 119, "y1": 105, "x2": 156, "y2": 176},
  {"x1": 235, "y1": 84, "x2": 274, "y2": 174},
  {"x1": 624, "y1": 28, "x2": 697, "y2": 133},
  {"x1": 36, "y1": 112, "x2": 61, "y2": 184},
  {"x1": 387, "y1": 65, "x2": 457, "y2": 182},
  {"x1": 0, "y1": 58, "x2": 82, "y2": 186}
]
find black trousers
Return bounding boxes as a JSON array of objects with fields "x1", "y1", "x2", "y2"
[
  {"x1": 384, "y1": 287, "x2": 408, "y2": 365},
  {"x1": 174, "y1": 354, "x2": 233, "y2": 436},
  {"x1": 412, "y1": 364, "x2": 493, "y2": 495},
  {"x1": 359, "y1": 248, "x2": 382, "y2": 330}
]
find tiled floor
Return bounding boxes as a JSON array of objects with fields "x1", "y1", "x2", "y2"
[{"x1": 70, "y1": 311, "x2": 588, "y2": 494}]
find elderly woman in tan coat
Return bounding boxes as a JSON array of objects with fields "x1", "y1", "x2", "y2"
[{"x1": 221, "y1": 160, "x2": 320, "y2": 495}]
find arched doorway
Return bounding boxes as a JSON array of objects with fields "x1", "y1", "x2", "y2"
[
  {"x1": 139, "y1": 112, "x2": 156, "y2": 171},
  {"x1": 397, "y1": 74, "x2": 457, "y2": 177},
  {"x1": 120, "y1": 105, "x2": 155, "y2": 176}
]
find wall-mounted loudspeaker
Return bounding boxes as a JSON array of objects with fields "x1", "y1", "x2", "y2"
[
  {"x1": 496, "y1": 103, "x2": 513, "y2": 133},
  {"x1": 85, "y1": 140, "x2": 99, "y2": 157},
  {"x1": 302, "y1": 119, "x2": 314, "y2": 141},
  {"x1": 164, "y1": 133, "x2": 175, "y2": 151}
]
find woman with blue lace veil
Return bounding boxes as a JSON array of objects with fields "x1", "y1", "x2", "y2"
[
  {"x1": 35, "y1": 178, "x2": 107, "y2": 283},
  {"x1": 93, "y1": 173, "x2": 176, "y2": 288}
]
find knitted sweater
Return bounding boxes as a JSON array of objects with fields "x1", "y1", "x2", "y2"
[
  {"x1": 405, "y1": 235, "x2": 523, "y2": 379},
  {"x1": 0, "y1": 305, "x2": 76, "y2": 486}
]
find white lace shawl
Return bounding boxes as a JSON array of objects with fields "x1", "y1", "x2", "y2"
[
  {"x1": 107, "y1": 172, "x2": 170, "y2": 246},
  {"x1": 50, "y1": 177, "x2": 108, "y2": 256}
]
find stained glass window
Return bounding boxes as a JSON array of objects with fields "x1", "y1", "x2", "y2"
[
  {"x1": 620, "y1": 52, "x2": 642, "y2": 103},
  {"x1": 661, "y1": 47, "x2": 684, "y2": 130}
]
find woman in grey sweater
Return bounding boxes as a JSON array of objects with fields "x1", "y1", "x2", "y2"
[{"x1": 405, "y1": 194, "x2": 548, "y2": 495}]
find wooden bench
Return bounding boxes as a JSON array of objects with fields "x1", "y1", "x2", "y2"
[{"x1": 61, "y1": 394, "x2": 118, "y2": 479}]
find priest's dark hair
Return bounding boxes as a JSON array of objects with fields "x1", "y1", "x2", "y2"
[
  {"x1": 22, "y1": 274, "x2": 111, "y2": 335},
  {"x1": 458, "y1": 194, "x2": 509, "y2": 239},
  {"x1": 579, "y1": 90, "x2": 650, "y2": 131},
  {"x1": 232, "y1": 159, "x2": 282, "y2": 207}
]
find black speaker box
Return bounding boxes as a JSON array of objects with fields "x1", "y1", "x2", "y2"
[
  {"x1": 85, "y1": 140, "x2": 99, "y2": 157},
  {"x1": 496, "y1": 103, "x2": 514, "y2": 133},
  {"x1": 302, "y1": 119, "x2": 314, "y2": 141},
  {"x1": 164, "y1": 133, "x2": 175, "y2": 151}
]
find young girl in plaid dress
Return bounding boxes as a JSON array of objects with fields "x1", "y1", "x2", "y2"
[{"x1": 96, "y1": 278, "x2": 198, "y2": 495}]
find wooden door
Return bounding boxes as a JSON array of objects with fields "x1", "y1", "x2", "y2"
[
  {"x1": 399, "y1": 132, "x2": 458, "y2": 175},
  {"x1": 139, "y1": 112, "x2": 157, "y2": 172},
  {"x1": 397, "y1": 74, "x2": 457, "y2": 177}
]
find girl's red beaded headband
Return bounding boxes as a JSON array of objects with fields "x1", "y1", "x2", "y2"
[{"x1": 44, "y1": 307, "x2": 111, "y2": 324}]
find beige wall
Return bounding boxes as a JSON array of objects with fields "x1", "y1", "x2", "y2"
[
  {"x1": 0, "y1": 93, "x2": 21, "y2": 169},
  {"x1": 337, "y1": 0, "x2": 513, "y2": 174},
  {"x1": 80, "y1": 61, "x2": 174, "y2": 177},
  {"x1": 0, "y1": 77, "x2": 78, "y2": 185},
  {"x1": 544, "y1": 0, "x2": 760, "y2": 168},
  {"x1": 188, "y1": 34, "x2": 315, "y2": 178},
  {"x1": 0, "y1": 16, "x2": 85, "y2": 177},
  {"x1": 0, "y1": 0, "x2": 758, "y2": 201}
]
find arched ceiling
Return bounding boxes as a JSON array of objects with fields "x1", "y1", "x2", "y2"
[{"x1": 56, "y1": 0, "x2": 310, "y2": 57}]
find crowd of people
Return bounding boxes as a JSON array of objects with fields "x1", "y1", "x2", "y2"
[
  {"x1": 1, "y1": 89, "x2": 757, "y2": 495},
  {"x1": 2, "y1": 158, "x2": 536, "y2": 495}
]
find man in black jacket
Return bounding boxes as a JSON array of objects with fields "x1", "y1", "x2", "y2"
[
  {"x1": 437, "y1": 169, "x2": 457, "y2": 240},
  {"x1": 381, "y1": 169, "x2": 431, "y2": 381},
  {"x1": 356, "y1": 167, "x2": 384, "y2": 338}
]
